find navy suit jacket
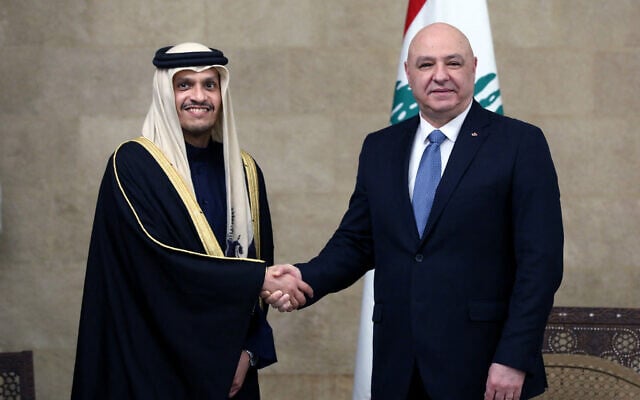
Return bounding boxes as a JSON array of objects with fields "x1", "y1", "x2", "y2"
[{"x1": 298, "y1": 101, "x2": 563, "y2": 399}]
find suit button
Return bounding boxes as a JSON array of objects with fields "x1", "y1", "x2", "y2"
[{"x1": 415, "y1": 254, "x2": 423, "y2": 262}]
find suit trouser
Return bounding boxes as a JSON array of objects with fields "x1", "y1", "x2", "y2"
[{"x1": 407, "y1": 363, "x2": 431, "y2": 400}]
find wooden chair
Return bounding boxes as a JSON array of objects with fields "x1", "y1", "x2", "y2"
[
  {"x1": 0, "y1": 350, "x2": 36, "y2": 400},
  {"x1": 538, "y1": 353, "x2": 640, "y2": 399},
  {"x1": 536, "y1": 307, "x2": 640, "y2": 399}
]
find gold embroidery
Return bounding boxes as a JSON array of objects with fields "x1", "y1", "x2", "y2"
[
  {"x1": 112, "y1": 138, "x2": 264, "y2": 264},
  {"x1": 132, "y1": 137, "x2": 225, "y2": 257},
  {"x1": 241, "y1": 151, "x2": 266, "y2": 309},
  {"x1": 241, "y1": 151, "x2": 261, "y2": 259}
]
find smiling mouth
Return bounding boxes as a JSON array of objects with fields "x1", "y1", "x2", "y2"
[{"x1": 183, "y1": 104, "x2": 213, "y2": 113}]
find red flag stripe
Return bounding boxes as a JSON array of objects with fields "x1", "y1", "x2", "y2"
[{"x1": 404, "y1": 0, "x2": 427, "y2": 34}]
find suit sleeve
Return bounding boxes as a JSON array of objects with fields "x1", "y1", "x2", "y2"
[{"x1": 493, "y1": 127, "x2": 563, "y2": 373}]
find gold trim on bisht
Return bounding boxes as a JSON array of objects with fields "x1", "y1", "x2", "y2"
[
  {"x1": 240, "y1": 151, "x2": 266, "y2": 310},
  {"x1": 241, "y1": 151, "x2": 261, "y2": 259},
  {"x1": 131, "y1": 137, "x2": 225, "y2": 257}
]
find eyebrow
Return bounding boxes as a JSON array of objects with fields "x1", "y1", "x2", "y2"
[
  {"x1": 174, "y1": 76, "x2": 218, "y2": 85},
  {"x1": 415, "y1": 53, "x2": 464, "y2": 63}
]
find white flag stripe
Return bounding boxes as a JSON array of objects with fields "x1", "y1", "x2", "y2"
[{"x1": 352, "y1": 270, "x2": 375, "y2": 400}]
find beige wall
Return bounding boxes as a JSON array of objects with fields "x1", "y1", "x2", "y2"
[{"x1": 0, "y1": 0, "x2": 638, "y2": 398}]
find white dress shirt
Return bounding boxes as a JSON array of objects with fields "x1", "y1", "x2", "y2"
[{"x1": 408, "y1": 101, "x2": 473, "y2": 200}]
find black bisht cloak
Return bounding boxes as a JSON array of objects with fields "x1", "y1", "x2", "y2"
[{"x1": 72, "y1": 140, "x2": 269, "y2": 399}]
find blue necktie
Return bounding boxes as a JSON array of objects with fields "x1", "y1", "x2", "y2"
[{"x1": 412, "y1": 129, "x2": 446, "y2": 238}]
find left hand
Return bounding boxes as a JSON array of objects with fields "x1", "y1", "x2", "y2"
[
  {"x1": 484, "y1": 362, "x2": 525, "y2": 400},
  {"x1": 228, "y1": 350, "x2": 251, "y2": 398}
]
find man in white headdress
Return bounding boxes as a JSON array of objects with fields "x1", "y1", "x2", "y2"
[{"x1": 72, "y1": 43, "x2": 312, "y2": 399}]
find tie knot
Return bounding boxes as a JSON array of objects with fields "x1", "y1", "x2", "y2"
[{"x1": 428, "y1": 129, "x2": 446, "y2": 145}]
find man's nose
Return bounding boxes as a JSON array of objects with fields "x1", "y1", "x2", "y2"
[
  {"x1": 433, "y1": 64, "x2": 449, "y2": 82},
  {"x1": 191, "y1": 84, "x2": 207, "y2": 101}
]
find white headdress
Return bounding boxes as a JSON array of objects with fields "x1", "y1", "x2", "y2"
[{"x1": 141, "y1": 42, "x2": 252, "y2": 258}]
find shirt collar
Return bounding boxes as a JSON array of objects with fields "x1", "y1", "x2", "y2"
[
  {"x1": 417, "y1": 100, "x2": 473, "y2": 144},
  {"x1": 185, "y1": 139, "x2": 222, "y2": 162}
]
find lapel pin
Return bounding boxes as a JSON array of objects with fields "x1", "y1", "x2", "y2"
[{"x1": 471, "y1": 132, "x2": 478, "y2": 137}]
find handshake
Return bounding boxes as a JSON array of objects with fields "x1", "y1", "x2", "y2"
[{"x1": 261, "y1": 264, "x2": 314, "y2": 312}]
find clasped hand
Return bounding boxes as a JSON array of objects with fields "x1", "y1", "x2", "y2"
[{"x1": 261, "y1": 264, "x2": 313, "y2": 312}]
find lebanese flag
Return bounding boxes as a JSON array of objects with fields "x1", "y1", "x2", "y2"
[{"x1": 352, "y1": 1, "x2": 502, "y2": 398}]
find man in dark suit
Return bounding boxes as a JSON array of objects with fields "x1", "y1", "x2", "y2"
[{"x1": 265, "y1": 23, "x2": 563, "y2": 400}]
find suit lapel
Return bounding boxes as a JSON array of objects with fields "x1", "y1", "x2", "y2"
[
  {"x1": 388, "y1": 117, "x2": 421, "y2": 240},
  {"x1": 420, "y1": 102, "x2": 492, "y2": 244}
]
